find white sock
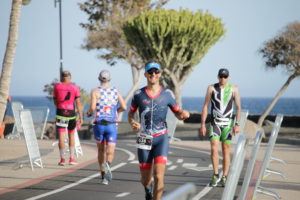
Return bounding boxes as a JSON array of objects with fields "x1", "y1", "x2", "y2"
[
  {"x1": 70, "y1": 147, "x2": 75, "y2": 158},
  {"x1": 60, "y1": 149, "x2": 65, "y2": 159}
]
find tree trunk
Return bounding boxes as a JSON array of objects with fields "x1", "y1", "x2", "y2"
[
  {"x1": 117, "y1": 67, "x2": 142, "y2": 121},
  {"x1": 0, "y1": 0, "x2": 22, "y2": 123},
  {"x1": 257, "y1": 73, "x2": 298, "y2": 127},
  {"x1": 173, "y1": 84, "x2": 183, "y2": 109},
  {"x1": 172, "y1": 83, "x2": 184, "y2": 124}
]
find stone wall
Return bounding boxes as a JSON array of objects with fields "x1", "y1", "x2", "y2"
[{"x1": 184, "y1": 112, "x2": 300, "y2": 128}]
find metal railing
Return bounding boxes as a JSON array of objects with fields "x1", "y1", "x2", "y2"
[
  {"x1": 221, "y1": 134, "x2": 250, "y2": 200},
  {"x1": 162, "y1": 183, "x2": 197, "y2": 200},
  {"x1": 252, "y1": 114, "x2": 286, "y2": 200},
  {"x1": 231, "y1": 109, "x2": 249, "y2": 144},
  {"x1": 238, "y1": 130, "x2": 263, "y2": 200}
]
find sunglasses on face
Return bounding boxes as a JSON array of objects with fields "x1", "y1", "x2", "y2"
[
  {"x1": 218, "y1": 75, "x2": 228, "y2": 79},
  {"x1": 147, "y1": 69, "x2": 161, "y2": 75}
]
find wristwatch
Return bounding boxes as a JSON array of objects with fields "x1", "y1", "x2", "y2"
[{"x1": 235, "y1": 122, "x2": 240, "y2": 126}]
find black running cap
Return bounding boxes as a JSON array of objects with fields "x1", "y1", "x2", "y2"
[{"x1": 218, "y1": 68, "x2": 229, "y2": 77}]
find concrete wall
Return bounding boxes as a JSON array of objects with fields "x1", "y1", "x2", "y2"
[{"x1": 184, "y1": 112, "x2": 300, "y2": 128}]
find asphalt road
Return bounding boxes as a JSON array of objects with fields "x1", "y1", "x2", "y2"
[{"x1": 0, "y1": 140, "x2": 225, "y2": 200}]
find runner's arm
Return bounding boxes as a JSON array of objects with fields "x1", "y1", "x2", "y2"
[
  {"x1": 200, "y1": 86, "x2": 212, "y2": 136},
  {"x1": 233, "y1": 85, "x2": 241, "y2": 134},
  {"x1": 75, "y1": 97, "x2": 83, "y2": 123},
  {"x1": 174, "y1": 109, "x2": 190, "y2": 120},
  {"x1": 53, "y1": 85, "x2": 58, "y2": 106},
  {"x1": 201, "y1": 86, "x2": 212, "y2": 125},
  {"x1": 128, "y1": 110, "x2": 140, "y2": 131},
  {"x1": 86, "y1": 89, "x2": 97, "y2": 117}
]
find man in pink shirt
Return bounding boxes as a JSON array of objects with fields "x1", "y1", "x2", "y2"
[{"x1": 53, "y1": 71, "x2": 83, "y2": 165}]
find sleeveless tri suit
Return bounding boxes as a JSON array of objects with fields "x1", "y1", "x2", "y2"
[
  {"x1": 93, "y1": 87, "x2": 119, "y2": 144},
  {"x1": 209, "y1": 83, "x2": 235, "y2": 144}
]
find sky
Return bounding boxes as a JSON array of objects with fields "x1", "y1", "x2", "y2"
[{"x1": 0, "y1": 0, "x2": 300, "y2": 98}]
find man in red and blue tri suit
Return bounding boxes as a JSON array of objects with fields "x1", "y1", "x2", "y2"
[{"x1": 128, "y1": 61, "x2": 190, "y2": 200}]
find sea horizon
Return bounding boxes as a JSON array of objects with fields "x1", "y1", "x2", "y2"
[{"x1": 4, "y1": 96, "x2": 300, "y2": 121}]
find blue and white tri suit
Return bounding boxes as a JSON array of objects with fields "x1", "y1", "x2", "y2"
[{"x1": 93, "y1": 87, "x2": 119, "y2": 144}]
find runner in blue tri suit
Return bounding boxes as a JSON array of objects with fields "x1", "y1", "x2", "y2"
[
  {"x1": 87, "y1": 70, "x2": 126, "y2": 185},
  {"x1": 128, "y1": 61, "x2": 190, "y2": 200}
]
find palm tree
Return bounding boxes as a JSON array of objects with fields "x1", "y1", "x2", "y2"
[
  {"x1": 0, "y1": 0, "x2": 31, "y2": 124},
  {"x1": 257, "y1": 21, "x2": 300, "y2": 127}
]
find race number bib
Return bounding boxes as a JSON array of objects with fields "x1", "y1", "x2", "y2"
[
  {"x1": 136, "y1": 132, "x2": 153, "y2": 150},
  {"x1": 56, "y1": 118, "x2": 69, "y2": 127}
]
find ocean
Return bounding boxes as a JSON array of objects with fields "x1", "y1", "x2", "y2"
[{"x1": 6, "y1": 96, "x2": 300, "y2": 121}]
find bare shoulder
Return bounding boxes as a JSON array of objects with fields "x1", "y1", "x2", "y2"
[
  {"x1": 231, "y1": 84, "x2": 239, "y2": 91},
  {"x1": 91, "y1": 88, "x2": 100, "y2": 97},
  {"x1": 207, "y1": 84, "x2": 214, "y2": 92}
]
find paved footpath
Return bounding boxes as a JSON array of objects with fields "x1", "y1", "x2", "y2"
[
  {"x1": 0, "y1": 139, "x2": 98, "y2": 195},
  {"x1": 0, "y1": 138, "x2": 299, "y2": 199}
]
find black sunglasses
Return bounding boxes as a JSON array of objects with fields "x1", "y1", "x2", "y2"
[
  {"x1": 218, "y1": 75, "x2": 228, "y2": 79},
  {"x1": 147, "y1": 69, "x2": 161, "y2": 75}
]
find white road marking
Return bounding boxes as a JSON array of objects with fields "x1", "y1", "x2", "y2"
[
  {"x1": 182, "y1": 163, "x2": 219, "y2": 172},
  {"x1": 168, "y1": 165, "x2": 177, "y2": 170},
  {"x1": 127, "y1": 143, "x2": 136, "y2": 147},
  {"x1": 83, "y1": 142, "x2": 136, "y2": 161},
  {"x1": 182, "y1": 163, "x2": 197, "y2": 167},
  {"x1": 116, "y1": 192, "x2": 131, "y2": 197},
  {"x1": 177, "y1": 159, "x2": 183, "y2": 163},
  {"x1": 25, "y1": 162, "x2": 127, "y2": 200},
  {"x1": 116, "y1": 147, "x2": 135, "y2": 161},
  {"x1": 193, "y1": 172, "x2": 224, "y2": 199},
  {"x1": 170, "y1": 145, "x2": 224, "y2": 199},
  {"x1": 208, "y1": 164, "x2": 222, "y2": 169},
  {"x1": 183, "y1": 166, "x2": 212, "y2": 172},
  {"x1": 192, "y1": 184, "x2": 212, "y2": 200},
  {"x1": 170, "y1": 145, "x2": 219, "y2": 157},
  {"x1": 130, "y1": 160, "x2": 139, "y2": 164},
  {"x1": 166, "y1": 160, "x2": 173, "y2": 166}
]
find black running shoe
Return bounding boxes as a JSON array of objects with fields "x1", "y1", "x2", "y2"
[{"x1": 145, "y1": 192, "x2": 153, "y2": 200}]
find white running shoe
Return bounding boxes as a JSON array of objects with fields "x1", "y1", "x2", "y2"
[
  {"x1": 101, "y1": 178, "x2": 109, "y2": 185},
  {"x1": 102, "y1": 162, "x2": 112, "y2": 181}
]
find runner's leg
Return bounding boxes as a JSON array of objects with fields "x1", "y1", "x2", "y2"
[
  {"x1": 58, "y1": 128, "x2": 66, "y2": 150},
  {"x1": 221, "y1": 142, "x2": 230, "y2": 176},
  {"x1": 152, "y1": 134, "x2": 168, "y2": 199},
  {"x1": 153, "y1": 163, "x2": 166, "y2": 200},
  {"x1": 97, "y1": 142, "x2": 106, "y2": 170},
  {"x1": 94, "y1": 125, "x2": 106, "y2": 178},
  {"x1": 106, "y1": 144, "x2": 115, "y2": 164},
  {"x1": 220, "y1": 123, "x2": 233, "y2": 177},
  {"x1": 105, "y1": 124, "x2": 117, "y2": 164},
  {"x1": 210, "y1": 140, "x2": 220, "y2": 174},
  {"x1": 138, "y1": 148, "x2": 153, "y2": 198},
  {"x1": 141, "y1": 169, "x2": 153, "y2": 189}
]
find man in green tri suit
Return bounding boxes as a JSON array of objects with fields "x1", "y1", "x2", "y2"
[{"x1": 200, "y1": 68, "x2": 241, "y2": 187}]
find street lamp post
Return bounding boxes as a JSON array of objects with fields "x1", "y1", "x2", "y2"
[{"x1": 54, "y1": 0, "x2": 63, "y2": 81}]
